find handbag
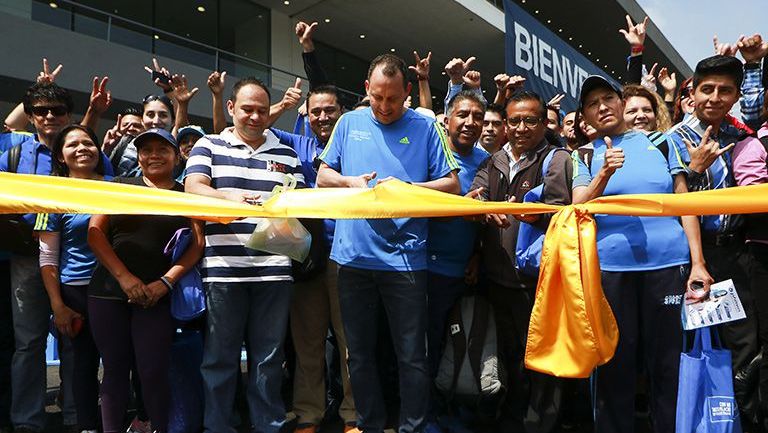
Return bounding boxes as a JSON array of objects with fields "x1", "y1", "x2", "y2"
[
  {"x1": 164, "y1": 228, "x2": 206, "y2": 322},
  {"x1": 675, "y1": 326, "x2": 742, "y2": 433}
]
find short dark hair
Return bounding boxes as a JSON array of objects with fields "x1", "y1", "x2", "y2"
[
  {"x1": 307, "y1": 84, "x2": 340, "y2": 106},
  {"x1": 485, "y1": 103, "x2": 506, "y2": 120},
  {"x1": 505, "y1": 90, "x2": 547, "y2": 120},
  {"x1": 693, "y1": 55, "x2": 744, "y2": 89},
  {"x1": 121, "y1": 107, "x2": 142, "y2": 118},
  {"x1": 446, "y1": 90, "x2": 486, "y2": 117},
  {"x1": 51, "y1": 124, "x2": 105, "y2": 177},
  {"x1": 353, "y1": 98, "x2": 371, "y2": 110},
  {"x1": 547, "y1": 106, "x2": 561, "y2": 127},
  {"x1": 231, "y1": 76, "x2": 271, "y2": 102},
  {"x1": 367, "y1": 54, "x2": 408, "y2": 89},
  {"x1": 23, "y1": 82, "x2": 73, "y2": 115}
]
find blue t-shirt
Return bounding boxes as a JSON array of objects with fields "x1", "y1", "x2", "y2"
[
  {"x1": 319, "y1": 108, "x2": 459, "y2": 271},
  {"x1": 0, "y1": 131, "x2": 34, "y2": 154},
  {"x1": 35, "y1": 175, "x2": 113, "y2": 283},
  {"x1": 269, "y1": 127, "x2": 336, "y2": 245},
  {"x1": 572, "y1": 130, "x2": 690, "y2": 271},
  {"x1": 0, "y1": 135, "x2": 114, "y2": 226},
  {"x1": 428, "y1": 146, "x2": 489, "y2": 277}
]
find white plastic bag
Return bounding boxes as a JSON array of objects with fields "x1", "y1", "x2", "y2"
[{"x1": 244, "y1": 175, "x2": 311, "y2": 262}]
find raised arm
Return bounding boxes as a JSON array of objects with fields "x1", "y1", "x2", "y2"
[
  {"x1": 169, "y1": 74, "x2": 199, "y2": 137},
  {"x1": 207, "y1": 71, "x2": 228, "y2": 134},
  {"x1": 296, "y1": 21, "x2": 330, "y2": 88},
  {"x1": 267, "y1": 78, "x2": 303, "y2": 127},
  {"x1": 409, "y1": 51, "x2": 433, "y2": 110},
  {"x1": 572, "y1": 137, "x2": 624, "y2": 204},
  {"x1": 620, "y1": 15, "x2": 648, "y2": 85},
  {"x1": 81, "y1": 76, "x2": 112, "y2": 131}
]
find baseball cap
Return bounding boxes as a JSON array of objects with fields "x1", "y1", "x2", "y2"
[
  {"x1": 579, "y1": 75, "x2": 622, "y2": 110},
  {"x1": 134, "y1": 127, "x2": 178, "y2": 151},
  {"x1": 177, "y1": 125, "x2": 205, "y2": 141}
]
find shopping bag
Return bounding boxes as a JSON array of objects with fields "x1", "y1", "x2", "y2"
[{"x1": 675, "y1": 326, "x2": 742, "y2": 433}]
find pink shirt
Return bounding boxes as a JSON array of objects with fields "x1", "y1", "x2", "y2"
[{"x1": 732, "y1": 128, "x2": 768, "y2": 243}]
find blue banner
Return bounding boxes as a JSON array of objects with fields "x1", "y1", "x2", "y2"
[{"x1": 504, "y1": 0, "x2": 619, "y2": 112}]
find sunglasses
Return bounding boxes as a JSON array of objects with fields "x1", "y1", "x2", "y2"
[
  {"x1": 30, "y1": 105, "x2": 69, "y2": 117},
  {"x1": 680, "y1": 87, "x2": 693, "y2": 99},
  {"x1": 507, "y1": 116, "x2": 542, "y2": 128}
]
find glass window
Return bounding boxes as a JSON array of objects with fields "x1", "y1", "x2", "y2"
[
  {"x1": 31, "y1": 0, "x2": 71, "y2": 31},
  {"x1": 218, "y1": 0, "x2": 270, "y2": 64}
]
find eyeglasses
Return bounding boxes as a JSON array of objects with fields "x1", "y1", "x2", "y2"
[
  {"x1": 507, "y1": 116, "x2": 541, "y2": 128},
  {"x1": 680, "y1": 87, "x2": 693, "y2": 99},
  {"x1": 30, "y1": 105, "x2": 68, "y2": 117}
]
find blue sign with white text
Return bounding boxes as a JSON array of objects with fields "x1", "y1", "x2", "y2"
[{"x1": 504, "y1": 0, "x2": 619, "y2": 112}]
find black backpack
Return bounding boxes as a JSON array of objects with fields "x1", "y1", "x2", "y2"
[{"x1": 0, "y1": 144, "x2": 39, "y2": 255}]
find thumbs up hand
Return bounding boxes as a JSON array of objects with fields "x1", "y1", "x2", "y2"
[
  {"x1": 280, "y1": 77, "x2": 303, "y2": 111},
  {"x1": 601, "y1": 136, "x2": 625, "y2": 176}
]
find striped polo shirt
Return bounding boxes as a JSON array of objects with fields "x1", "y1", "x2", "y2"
[{"x1": 185, "y1": 127, "x2": 305, "y2": 283}]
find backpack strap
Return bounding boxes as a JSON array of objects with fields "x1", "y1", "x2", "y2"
[
  {"x1": 446, "y1": 300, "x2": 466, "y2": 399},
  {"x1": 466, "y1": 296, "x2": 490, "y2": 396},
  {"x1": 576, "y1": 147, "x2": 594, "y2": 172},
  {"x1": 645, "y1": 130, "x2": 670, "y2": 161},
  {"x1": 7, "y1": 144, "x2": 21, "y2": 173}
]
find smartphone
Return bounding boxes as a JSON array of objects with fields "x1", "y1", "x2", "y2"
[{"x1": 151, "y1": 70, "x2": 171, "y2": 86}]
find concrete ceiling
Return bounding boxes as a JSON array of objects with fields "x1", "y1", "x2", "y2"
[{"x1": 252, "y1": 0, "x2": 691, "y2": 107}]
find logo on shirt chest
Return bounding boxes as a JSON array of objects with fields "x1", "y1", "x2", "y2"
[
  {"x1": 521, "y1": 180, "x2": 531, "y2": 189},
  {"x1": 349, "y1": 130, "x2": 372, "y2": 141},
  {"x1": 267, "y1": 160, "x2": 289, "y2": 173}
]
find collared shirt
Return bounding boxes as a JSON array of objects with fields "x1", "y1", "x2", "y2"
[
  {"x1": 667, "y1": 115, "x2": 748, "y2": 233},
  {"x1": 502, "y1": 142, "x2": 526, "y2": 181},
  {"x1": 740, "y1": 63, "x2": 765, "y2": 131},
  {"x1": 319, "y1": 107, "x2": 458, "y2": 271},
  {"x1": 185, "y1": 127, "x2": 305, "y2": 283}
]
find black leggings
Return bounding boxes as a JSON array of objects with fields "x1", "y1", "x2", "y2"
[{"x1": 89, "y1": 296, "x2": 173, "y2": 433}]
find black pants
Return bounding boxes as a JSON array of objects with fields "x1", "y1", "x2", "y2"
[
  {"x1": 704, "y1": 242, "x2": 758, "y2": 375},
  {"x1": 60, "y1": 284, "x2": 101, "y2": 430},
  {"x1": 593, "y1": 265, "x2": 687, "y2": 433},
  {"x1": 747, "y1": 243, "x2": 768, "y2": 415},
  {"x1": 0, "y1": 260, "x2": 12, "y2": 429},
  {"x1": 487, "y1": 282, "x2": 561, "y2": 433}
]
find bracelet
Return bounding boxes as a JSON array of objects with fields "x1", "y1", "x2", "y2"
[
  {"x1": 630, "y1": 44, "x2": 644, "y2": 55},
  {"x1": 160, "y1": 276, "x2": 174, "y2": 291}
]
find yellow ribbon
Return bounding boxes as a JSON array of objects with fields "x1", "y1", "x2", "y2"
[{"x1": 4, "y1": 172, "x2": 768, "y2": 378}]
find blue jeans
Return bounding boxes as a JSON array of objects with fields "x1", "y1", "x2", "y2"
[
  {"x1": 201, "y1": 280, "x2": 292, "y2": 433},
  {"x1": 337, "y1": 266, "x2": 429, "y2": 433},
  {"x1": 9, "y1": 255, "x2": 52, "y2": 431}
]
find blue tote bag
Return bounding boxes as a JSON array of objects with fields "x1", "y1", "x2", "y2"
[
  {"x1": 164, "y1": 228, "x2": 206, "y2": 322},
  {"x1": 676, "y1": 326, "x2": 742, "y2": 433}
]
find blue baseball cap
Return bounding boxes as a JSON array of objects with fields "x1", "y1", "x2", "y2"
[
  {"x1": 177, "y1": 125, "x2": 205, "y2": 141},
  {"x1": 134, "y1": 127, "x2": 178, "y2": 151},
  {"x1": 578, "y1": 75, "x2": 622, "y2": 110}
]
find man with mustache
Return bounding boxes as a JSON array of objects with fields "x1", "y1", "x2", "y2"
[{"x1": 470, "y1": 90, "x2": 572, "y2": 433}]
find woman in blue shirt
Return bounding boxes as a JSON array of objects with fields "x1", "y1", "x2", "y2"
[{"x1": 36, "y1": 125, "x2": 110, "y2": 433}]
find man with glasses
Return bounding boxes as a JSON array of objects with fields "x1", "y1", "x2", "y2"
[
  {"x1": 0, "y1": 82, "x2": 112, "y2": 433},
  {"x1": 469, "y1": 90, "x2": 572, "y2": 433}
]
